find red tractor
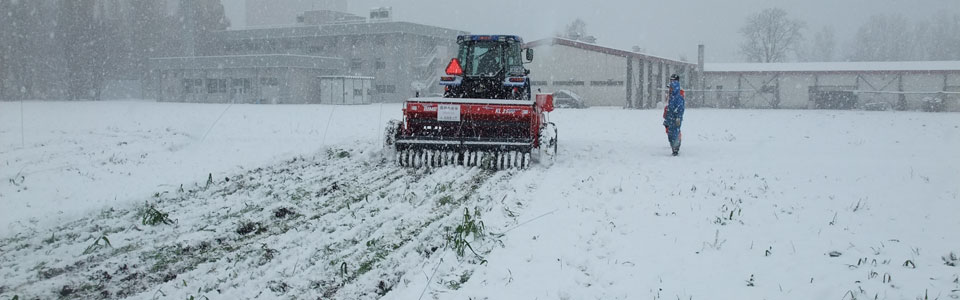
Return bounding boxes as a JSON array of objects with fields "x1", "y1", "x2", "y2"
[{"x1": 386, "y1": 35, "x2": 557, "y2": 169}]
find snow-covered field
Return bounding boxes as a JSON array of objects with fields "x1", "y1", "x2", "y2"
[{"x1": 1, "y1": 101, "x2": 959, "y2": 299}]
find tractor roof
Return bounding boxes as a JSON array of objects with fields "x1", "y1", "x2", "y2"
[{"x1": 457, "y1": 35, "x2": 524, "y2": 43}]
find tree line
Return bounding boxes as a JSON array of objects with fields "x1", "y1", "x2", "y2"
[
  {"x1": 740, "y1": 8, "x2": 960, "y2": 63},
  {"x1": 0, "y1": 0, "x2": 228, "y2": 100}
]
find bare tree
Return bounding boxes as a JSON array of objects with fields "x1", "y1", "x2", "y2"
[
  {"x1": 850, "y1": 14, "x2": 920, "y2": 61},
  {"x1": 176, "y1": 0, "x2": 231, "y2": 56},
  {"x1": 924, "y1": 13, "x2": 960, "y2": 60},
  {"x1": 0, "y1": 0, "x2": 10, "y2": 99},
  {"x1": 739, "y1": 8, "x2": 805, "y2": 63},
  {"x1": 2, "y1": 0, "x2": 65, "y2": 100},
  {"x1": 1, "y1": 0, "x2": 230, "y2": 100},
  {"x1": 561, "y1": 18, "x2": 596, "y2": 43},
  {"x1": 802, "y1": 26, "x2": 836, "y2": 62},
  {"x1": 565, "y1": 18, "x2": 587, "y2": 40},
  {"x1": 111, "y1": 0, "x2": 166, "y2": 79},
  {"x1": 58, "y1": 0, "x2": 111, "y2": 100}
]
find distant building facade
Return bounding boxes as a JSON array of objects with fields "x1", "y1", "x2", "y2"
[
  {"x1": 524, "y1": 37, "x2": 960, "y2": 112},
  {"x1": 702, "y1": 62, "x2": 960, "y2": 111},
  {"x1": 148, "y1": 9, "x2": 466, "y2": 104}
]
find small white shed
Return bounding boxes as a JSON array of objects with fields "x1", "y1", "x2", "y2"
[{"x1": 319, "y1": 76, "x2": 374, "y2": 104}]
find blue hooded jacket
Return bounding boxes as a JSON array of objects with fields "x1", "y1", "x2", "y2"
[{"x1": 666, "y1": 80, "x2": 685, "y2": 122}]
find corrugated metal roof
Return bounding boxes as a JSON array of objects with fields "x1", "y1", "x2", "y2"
[
  {"x1": 525, "y1": 37, "x2": 694, "y2": 66},
  {"x1": 705, "y1": 61, "x2": 960, "y2": 73}
]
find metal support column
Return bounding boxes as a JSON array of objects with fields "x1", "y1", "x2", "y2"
[
  {"x1": 774, "y1": 74, "x2": 781, "y2": 108},
  {"x1": 897, "y1": 74, "x2": 906, "y2": 110},
  {"x1": 626, "y1": 57, "x2": 633, "y2": 108}
]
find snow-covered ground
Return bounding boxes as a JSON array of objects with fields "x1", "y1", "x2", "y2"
[
  {"x1": 0, "y1": 101, "x2": 391, "y2": 235},
  {"x1": 1, "y1": 101, "x2": 959, "y2": 299}
]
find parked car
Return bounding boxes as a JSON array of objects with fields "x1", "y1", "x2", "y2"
[{"x1": 553, "y1": 90, "x2": 587, "y2": 108}]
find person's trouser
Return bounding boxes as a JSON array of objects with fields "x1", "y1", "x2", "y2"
[{"x1": 664, "y1": 119, "x2": 682, "y2": 150}]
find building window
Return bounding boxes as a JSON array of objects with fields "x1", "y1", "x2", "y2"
[
  {"x1": 375, "y1": 59, "x2": 386, "y2": 70},
  {"x1": 226, "y1": 42, "x2": 242, "y2": 53},
  {"x1": 183, "y1": 79, "x2": 203, "y2": 94},
  {"x1": 269, "y1": 40, "x2": 282, "y2": 51},
  {"x1": 207, "y1": 79, "x2": 227, "y2": 94},
  {"x1": 261, "y1": 78, "x2": 279, "y2": 86},
  {"x1": 350, "y1": 58, "x2": 362, "y2": 72},
  {"x1": 376, "y1": 85, "x2": 396, "y2": 93},
  {"x1": 553, "y1": 80, "x2": 585, "y2": 86},
  {"x1": 354, "y1": 89, "x2": 363, "y2": 96},
  {"x1": 590, "y1": 80, "x2": 624, "y2": 86},
  {"x1": 232, "y1": 79, "x2": 252, "y2": 94},
  {"x1": 531, "y1": 81, "x2": 548, "y2": 86}
]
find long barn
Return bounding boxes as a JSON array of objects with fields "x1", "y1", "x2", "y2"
[
  {"x1": 700, "y1": 62, "x2": 960, "y2": 111},
  {"x1": 524, "y1": 38, "x2": 960, "y2": 112},
  {"x1": 525, "y1": 38, "x2": 696, "y2": 108}
]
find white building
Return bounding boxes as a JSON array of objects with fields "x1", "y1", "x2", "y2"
[
  {"x1": 319, "y1": 76, "x2": 374, "y2": 104},
  {"x1": 702, "y1": 62, "x2": 960, "y2": 111},
  {"x1": 149, "y1": 10, "x2": 465, "y2": 104},
  {"x1": 524, "y1": 37, "x2": 960, "y2": 112}
]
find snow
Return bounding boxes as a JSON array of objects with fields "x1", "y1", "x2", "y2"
[
  {"x1": 1, "y1": 101, "x2": 959, "y2": 299},
  {"x1": 0, "y1": 101, "x2": 389, "y2": 235},
  {"x1": 705, "y1": 61, "x2": 960, "y2": 73}
]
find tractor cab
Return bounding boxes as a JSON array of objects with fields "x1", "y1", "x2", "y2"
[{"x1": 441, "y1": 35, "x2": 534, "y2": 100}]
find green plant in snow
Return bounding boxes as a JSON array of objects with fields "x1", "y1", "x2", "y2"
[
  {"x1": 83, "y1": 235, "x2": 113, "y2": 255},
  {"x1": 43, "y1": 233, "x2": 57, "y2": 244},
  {"x1": 435, "y1": 181, "x2": 453, "y2": 193},
  {"x1": 356, "y1": 258, "x2": 377, "y2": 276},
  {"x1": 186, "y1": 287, "x2": 209, "y2": 300},
  {"x1": 326, "y1": 149, "x2": 350, "y2": 159},
  {"x1": 353, "y1": 238, "x2": 389, "y2": 277},
  {"x1": 142, "y1": 205, "x2": 174, "y2": 226},
  {"x1": 944, "y1": 252, "x2": 959, "y2": 266},
  {"x1": 448, "y1": 207, "x2": 486, "y2": 259},
  {"x1": 258, "y1": 244, "x2": 279, "y2": 266},
  {"x1": 438, "y1": 195, "x2": 455, "y2": 206},
  {"x1": 445, "y1": 270, "x2": 473, "y2": 290}
]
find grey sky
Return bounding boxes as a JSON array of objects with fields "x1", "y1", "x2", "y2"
[{"x1": 224, "y1": 0, "x2": 960, "y2": 62}]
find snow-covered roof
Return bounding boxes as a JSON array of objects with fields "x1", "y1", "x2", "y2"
[
  {"x1": 705, "y1": 61, "x2": 960, "y2": 73},
  {"x1": 150, "y1": 54, "x2": 345, "y2": 71},
  {"x1": 217, "y1": 21, "x2": 468, "y2": 41},
  {"x1": 525, "y1": 37, "x2": 694, "y2": 66}
]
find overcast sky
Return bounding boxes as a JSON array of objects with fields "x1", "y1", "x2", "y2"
[{"x1": 224, "y1": 0, "x2": 960, "y2": 62}]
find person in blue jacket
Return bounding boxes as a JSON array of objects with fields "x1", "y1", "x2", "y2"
[{"x1": 663, "y1": 74, "x2": 685, "y2": 156}]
